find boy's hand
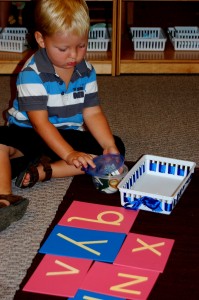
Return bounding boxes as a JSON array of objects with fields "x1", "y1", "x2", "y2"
[
  {"x1": 103, "y1": 146, "x2": 124, "y2": 175},
  {"x1": 65, "y1": 151, "x2": 96, "y2": 169}
]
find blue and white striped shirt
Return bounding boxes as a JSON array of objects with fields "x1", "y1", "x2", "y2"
[{"x1": 7, "y1": 48, "x2": 99, "y2": 130}]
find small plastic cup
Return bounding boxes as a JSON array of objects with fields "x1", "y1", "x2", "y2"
[
  {"x1": 92, "y1": 164, "x2": 128, "y2": 194},
  {"x1": 83, "y1": 154, "x2": 124, "y2": 176}
]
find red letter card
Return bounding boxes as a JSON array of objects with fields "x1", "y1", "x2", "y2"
[
  {"x1": 23, "y1": 254, "x2": 92, "y2": 298},
  {"x1": 81, "y1": 261, "x2": 159, "y2": 300},
  {"x1": 58, "y1": 200, "x2": 138, "y2": 233},
  {"x1": 114, "y1": 233, "x2": 174, "y2": 272}
]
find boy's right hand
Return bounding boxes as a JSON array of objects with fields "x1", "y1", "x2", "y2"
[{"x1": 65, "y1": 151, "x2": 96, "y2": 169}]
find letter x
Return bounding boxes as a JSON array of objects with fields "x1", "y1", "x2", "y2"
[{"x1": 132, "y1": 238, "x2": 165, "y2": 256}]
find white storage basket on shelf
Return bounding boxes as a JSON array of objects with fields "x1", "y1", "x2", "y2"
[
  {"x1": 118, "y1": 155, "x2": 196, "y2": 215},
  {"x1": 0, "y1": 27, "x2": 28, "y2": 53},
  {"x1": 130, "y1": 27, "x2": 167, "y2": 51},
  {"x1": 88, "y1": 24, "x2": 110, "y2": 52},
  {"x1": 168, "y1": 26, "x2": 199, "y2": 50}
]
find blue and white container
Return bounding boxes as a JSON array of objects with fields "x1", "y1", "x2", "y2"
[{"x1": 118, "y1": 155, "x2": 196, "y2": 215}]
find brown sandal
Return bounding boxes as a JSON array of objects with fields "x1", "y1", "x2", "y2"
[
  {"x1": 0, "y1": 194, "x2": 24, "y2": 208},
  {"x1": 0, "y1": 194, "x2": 29, "y2": 232},
  {"x1": 15, "y1": 156, "x2": 52, "y2": 188}
]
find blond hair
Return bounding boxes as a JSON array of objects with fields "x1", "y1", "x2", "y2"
[{"x1": 35, "y1": 0, "x2": 90, "y2": 37}]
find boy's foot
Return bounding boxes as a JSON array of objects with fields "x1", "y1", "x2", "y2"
[
  {"x1": 15, "y1": 156, "x2": 52, "y2": 188},
  {"x1": 0, "y1": 194, "x2": 29, "y2": 232}
]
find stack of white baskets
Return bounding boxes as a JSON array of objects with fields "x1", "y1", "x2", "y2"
[
  {"x1": 130, "y1": 27, "x2": 167, "y2": 51},
  {"x1": 0, "y1": 27, "x2": 28, "y2": 53},
  {"x1": 168, "y1": 26, "x2": 199, "y2": 50},
  {"x1": 87, "y1": 24, "x2": 110, "y2": 51}
]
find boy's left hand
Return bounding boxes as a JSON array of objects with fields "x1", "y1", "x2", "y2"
[{"x1": 65, "y1": 150, "x2": 96, "y2": 169}]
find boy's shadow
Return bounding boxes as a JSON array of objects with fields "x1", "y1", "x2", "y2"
[{"x1": 2, "y1": 75, "x2": 18, "y2": 125}]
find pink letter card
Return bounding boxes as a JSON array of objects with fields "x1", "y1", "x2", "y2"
[
  {"x1": 81, "y1": 261, "x2": 159, "y2": 300},
  {"x1": 39, "y1": 225, "x2": 126, "y2": 263},
  {"x1": 58, "y1": 200, "x2": 138, "y2": 233},
  {"x1": 23, "y1": 254, "x2": 92, "y2": 297},
  {"x1": 114, "y1": 233, "x2": 174, "y2": 272}
]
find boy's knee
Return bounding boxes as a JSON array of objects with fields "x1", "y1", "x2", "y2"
[
  {"x1": 0, "y1": 144, "x2": 23, "y2": 158},
  {"x1": 0, "y1": 144, "x2": 10, "y2": 154}
]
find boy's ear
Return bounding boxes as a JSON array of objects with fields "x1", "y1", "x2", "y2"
[{"x1": 34, "y1": 31, "x2": 45, "y2": 48}]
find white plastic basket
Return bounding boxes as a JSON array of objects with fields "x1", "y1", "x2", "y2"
[
  {"x1": 173, "y1": 26, "x2": 199, "y2": 34},
  {"x1": 1, "y1": 27, "x2": 28, "y2": 35},
  {"x1": 87, "y1": 39, "x2": 110, "y2": 51},
  {"x1": 118, "y1": 155, "x2": 196, "y2": 215},
  {"x1": 0, "y1": 27, "x2": 28, "y2": 53},
  {"x1": 87, "y1": 25, "x2": 110, "y2": 51},
  {"x1": 130, "y1": 27, "x2": 167, "y2": 51},
  {"x1": 89, "y1": 27, "x2": 107, "y2": 39},
  {"x1": 168, "y1": 26, "x2": 199, "y2": 50}
]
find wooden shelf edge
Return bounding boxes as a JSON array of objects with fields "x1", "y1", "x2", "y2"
[{"x1": 120, "y1": 61, "x2": 199, "y2": 73}]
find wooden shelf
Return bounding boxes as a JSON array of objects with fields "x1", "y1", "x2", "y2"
[
  {"x1": 4, "y1": 0, "x2": 199, "y2": 75},
  {"x1": 0, "y1": 0, "x2": 117, "y2": 76},
  {"x1": 82, "y1": 0, "x2": 118, "y2": 75},
  {"x1": 86, "y1": 50, "x2": 113, "y2": 74},
  {"x1": 0, "y1": 49, "x2": 34, "y2": 74},
  {"x1": 119, "y1": 33, "x2": 199, "y2": 73},
  {"x1": 116, "y1": 0, "x2": 199, "y2": 74}
]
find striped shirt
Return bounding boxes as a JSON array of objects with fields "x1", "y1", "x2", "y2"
[{"x1": 7, "y1": 48, "x2": 99, "y2": 130}]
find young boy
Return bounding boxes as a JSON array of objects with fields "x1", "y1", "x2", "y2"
[{"x1": 0, "y1": 0, "x2": 125, "y2": 231}]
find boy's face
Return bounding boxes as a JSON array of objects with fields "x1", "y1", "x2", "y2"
[{"x1": 35, "y1": 31, "x2": 88, "y2": 69}]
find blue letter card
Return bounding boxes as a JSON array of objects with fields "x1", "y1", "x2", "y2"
[
  {"x1": 68, "y1": 289, "x2": 125, "y2": 300},
  {"x1": 39, "y1": 225, "x2": 126, "y2": 263}
]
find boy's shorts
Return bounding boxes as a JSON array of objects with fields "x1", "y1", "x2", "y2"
[{"x1": 0, "y1": 125, "x2": 125, "y2": 161}]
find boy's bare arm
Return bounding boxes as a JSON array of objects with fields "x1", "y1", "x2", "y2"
[
  {"x1": 27, "y1": 110, "x2": 95, "y2": 168},
  {"x1": 83, "y1": 105, "x2": 120, "y2": 155}
]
